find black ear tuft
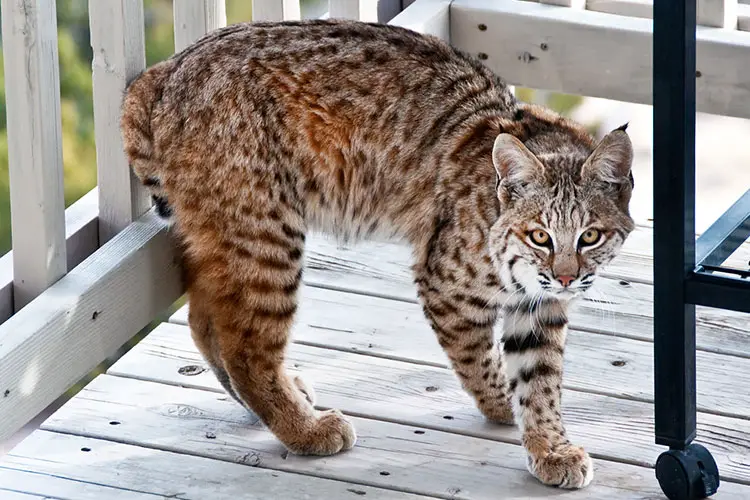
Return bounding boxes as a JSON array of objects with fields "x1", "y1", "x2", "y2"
[{"x1": 615, "y1": 122, "x2": 629, "y2": 132}]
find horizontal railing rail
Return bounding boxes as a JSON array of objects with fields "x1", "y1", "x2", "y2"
[{"x1": 450, "y1": 0, "x2": 750, "y2": 120}]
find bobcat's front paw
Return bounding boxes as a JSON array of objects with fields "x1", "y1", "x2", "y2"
[
  {"x1": 526, "y1": 444, "x2": 593, "y2": 489},
  {"x1": 285, "y1": 409, "x2": 357, "y2": 456}
]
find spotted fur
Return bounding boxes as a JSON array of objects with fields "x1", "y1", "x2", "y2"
[{"x1": 121, "y1": 19, "x2": 634, "y2": 488}]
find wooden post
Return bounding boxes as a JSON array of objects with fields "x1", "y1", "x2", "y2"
[
  {"x1": 89, "y1": 0, "x2": 151, "y2": 245},
  {"x1": 1, "y1": 0, "x2": 67, "y2": 310},
  {"x1": 252, "y1": 0, "x2": 301, "y2": 21},
  {"x1": 329, "y1": 0, "x2": 379, "y2": 21},
  {"x1": 697, "y1": 0, "x2": 738, "y2": 28},
  {"x1": 174, "y1": 0, "x2": 228, "y2": 52}
]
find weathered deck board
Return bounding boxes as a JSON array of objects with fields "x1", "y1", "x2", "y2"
[
  {"x1": 0, "y1": 470, "x2": 160, "y2": 499},
  {"x1": 107, "y1": 321, "x2": 750, "y2": 484},
  {"x1": 170, "y1": 285, "x2": 750, "y2": 419},
  {"x1": 1, "y1": 431, "x2": 430, "y2": 499},
  {"x1": 39, "y1": 374, "x2": 750, "y2": 499}
]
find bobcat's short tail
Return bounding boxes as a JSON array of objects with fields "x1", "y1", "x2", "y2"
[{"x1": 120, "y1": 60, "x2": 174, "y2": 217}]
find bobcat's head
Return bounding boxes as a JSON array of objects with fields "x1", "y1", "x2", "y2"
[{"x1": 489, "y1": 125, "x2": 635, "y2": 301}]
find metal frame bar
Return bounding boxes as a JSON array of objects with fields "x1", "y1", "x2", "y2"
[
  {"x1": 686, "y1": 272, "x2": 750, "y2": 313},
  {"x1": 695, "y1": 189, "x2": 750, "y2": 267},
  {"x1": 653, "y1": 0, "x2": 698, "y2": 449}
]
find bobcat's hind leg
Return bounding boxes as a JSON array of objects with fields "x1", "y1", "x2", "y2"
[
  {"x1": 182, "y1": 187, "x2": 355, "y2": 456},
  {"x1": 187, "y1": 297, "x2": 244, "y2": 406}
]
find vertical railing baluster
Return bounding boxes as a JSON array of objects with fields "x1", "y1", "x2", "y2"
[
  {"x1": 89, "y1": 0, "x2": 151, "y2": 244},
  {"x1": 252, "y1": 0, "x2": 301, "y2": 21},
  {"x1": 1, "y1": 0, "x2": 67, "y2": 310},
  {"x1": 329, "y1": 0, "x2": 379, "y2": 21},
  {"x1": 698, "y1": 0, "x2": 738, "y2": 28},
  {"x1": 174, "y1": 0, "x2": 228, "y2": 52}
]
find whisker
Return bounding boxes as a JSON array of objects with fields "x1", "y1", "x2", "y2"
[
  {"x1": 587, "y1": 285, "x2": 617, "y2": 334},
  {"x1": 500, "y1": 286, "x2": 524, "y2": 311},
  {"x1": 529, "y1": 289, "x2": 545, "y2": 338},
  {"x1": 484, "y1": 286, "x2": 510, "y2": 312}
]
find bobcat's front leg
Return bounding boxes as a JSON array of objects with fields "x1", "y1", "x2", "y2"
[
  {"x1": 502, "y1": 297, "x2": 593, "y2": 489},
  {"x1": 414, "y1": 229, "x2": 514, "y2": 425}
]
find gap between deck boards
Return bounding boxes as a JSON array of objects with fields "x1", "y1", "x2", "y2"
[{"x1": 0, "y1": 489, "x2": 52, "y2": 500}]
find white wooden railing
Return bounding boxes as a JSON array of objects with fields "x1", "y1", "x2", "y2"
[{"x1": 1, "y1": 0, "x2": 749, "y2": 446}]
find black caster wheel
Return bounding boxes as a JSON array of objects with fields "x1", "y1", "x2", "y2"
[{"x1": 655, "y1": 444, "x2": 720, "y2": 500}]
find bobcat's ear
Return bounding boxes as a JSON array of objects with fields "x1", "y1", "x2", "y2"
[
  {"x1": 581, "y1": 125, "x2": 634, "y2": 210},
  {"x1": 581, "y1": 125, "x2": 633, "y2": 186},
  {"x1": 492, "y1": 133, "x2": 544, "y2": 200}
]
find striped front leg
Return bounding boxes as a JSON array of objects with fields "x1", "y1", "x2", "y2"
[
  {"x1": 414, "y1": 268, "x2": 514, "y2": 426},
  {"x1": 502, "y1": 298, "x2": 593, "y2": 489}
]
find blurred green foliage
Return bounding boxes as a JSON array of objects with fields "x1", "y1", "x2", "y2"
[
  {"x1": 0, "y1": 0, "x2": 580, "y2": 255},
  {"x1": 0, "y1": 0, "x2": 254, "y2": 254}
]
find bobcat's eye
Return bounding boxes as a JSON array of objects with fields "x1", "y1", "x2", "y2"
[
  {"x1": 579, "y1": 229, "x2": 601, "y2": 247},
  {"x1": 529, "y1": 229, "x2": 551, "y2": 247}
]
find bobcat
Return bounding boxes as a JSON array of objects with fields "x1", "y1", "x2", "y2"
[{"x1": 121, "y1": 19, "x2": 634, "y2": 489}]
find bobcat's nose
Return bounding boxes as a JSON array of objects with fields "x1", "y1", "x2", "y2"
[{"x1": 556, "y1": 275, "x2": 575, "y2": 287}]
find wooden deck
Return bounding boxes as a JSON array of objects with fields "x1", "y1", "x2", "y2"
[{"x1": 3, "y1": 225, "x2": 750, "y2": 499}]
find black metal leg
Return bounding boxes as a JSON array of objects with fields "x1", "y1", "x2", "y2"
[
  {"x1": 652, "y1": 0, "x2": 697, "y2": 452},
  {"x1": 653, "y1": 1, "x2": 720, "y2": 498}
]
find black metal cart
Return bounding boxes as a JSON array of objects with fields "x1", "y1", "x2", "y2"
[{"x1": 652, "y1": 1, "x2": 750, "y2": 499}]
